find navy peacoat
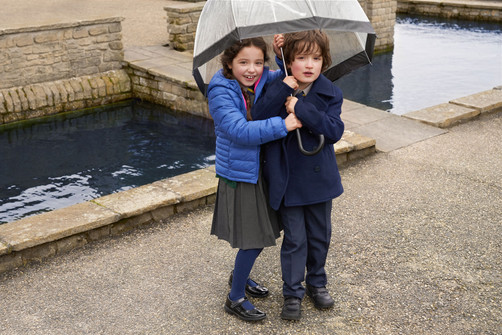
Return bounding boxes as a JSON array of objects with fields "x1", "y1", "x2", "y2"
[{"x1": 252, "y1": 74, "x2": 345, "y2": 210}]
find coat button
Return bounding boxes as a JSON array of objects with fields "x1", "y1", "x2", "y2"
[{"x1": 314, "y1": 165, "x2": 321, "y2": 172}]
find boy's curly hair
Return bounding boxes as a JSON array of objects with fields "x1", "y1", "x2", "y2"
[
  {"x1": 220, "y1": 37, "x2": 270, "y2": 80},
  {"x1": 282, "y1": 30, "x2": 332, "y2": 72}
]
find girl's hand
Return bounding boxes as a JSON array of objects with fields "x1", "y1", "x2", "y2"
[
  {"x1": 283, "y1": 76, "x2": 298, "y2": 90},
  {"x1": 284, "y1": 112, "x2": 302, "y2": 131},
  {"x1": 273, "y1": 34, "x2": 285, "y2": 58},
  {"x1": 285, "y1": 96, "x2": 298, "y2": 114}
]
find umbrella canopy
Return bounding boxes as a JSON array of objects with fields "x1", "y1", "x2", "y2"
[{"x1": 193, "y1": 0, "x2": 376, "y2": 96}]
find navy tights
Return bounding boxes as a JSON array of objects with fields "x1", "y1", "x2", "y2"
[{"x1": 228, "y1": 248, "x2": 262, "y2": 310}]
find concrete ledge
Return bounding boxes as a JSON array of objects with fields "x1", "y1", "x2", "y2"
[
  {"x1": 0, "y1": 129, "x2": 373, "y2": 274},
  {"x1": 335, "y1": 130, "x2": 377, "y2": 165},
  {"x1": 0, "y1": 166, "x2": 218, "y2": 273},
  {"x1": 450, "y1": 88, "x2": 502, "y2": 113},
  {"x1": 403, "y1": 103, "x2": 480, "y2": 128},
  {"x1": 397, "y1": 0, "x2": 502, "y2": 21},
  {"x1": 403, "y1": 88, "x2": 502, "y2": 128}
]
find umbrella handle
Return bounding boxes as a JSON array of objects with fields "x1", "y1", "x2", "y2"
[{"x1": 296, "y1": 129, "x2": 325, "y2": 156}]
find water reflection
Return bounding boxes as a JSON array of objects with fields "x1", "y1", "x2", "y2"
[
  {"x1": 0, "y1": 101, "x2": 216, "y2": 223},
  {"x1": 335, "y1": 14, "x2": 502, "y2": 115}
]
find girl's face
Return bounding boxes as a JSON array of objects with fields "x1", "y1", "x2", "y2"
[
  {"x1": 288, "y1": 45, "x2": 323, "y2": 90},
  {"x1": 228, "y1": 45, "x2": 264, "y2": 87}
]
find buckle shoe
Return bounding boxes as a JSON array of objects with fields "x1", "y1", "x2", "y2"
[
  {"x1": 281, "y1": 296, "x2": 302, "y2": 320},
  {"x1": 224, "y1": 296, "x2": 266, "y2": 322},
  {"x1": 228, "y1": 271, "x2": 269, "y2": 298},
  {"x1": 306, "y1": 284, "x2": 334, "y2": 309}
]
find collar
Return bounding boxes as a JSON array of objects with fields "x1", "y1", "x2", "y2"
[{"x1": 294, "y1": 83, "x2": 313, "y2": 97}]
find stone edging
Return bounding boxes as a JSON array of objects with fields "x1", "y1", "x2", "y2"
[
  {"x1": 0, "y1": 70, "x2": 132, "y2": 124},
  {"x1": 0, "y1": 130, "x2": 375, "y2": 274},
  {"x1": 403, "y1": 87, "x2": 502, "y2": 128},
  {"x1": 397, "y1": 0, "x2": 502, "y2": 21}
]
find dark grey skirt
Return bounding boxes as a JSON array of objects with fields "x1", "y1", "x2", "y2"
[{"x1": 211, "y1": 174, "x2": 281, "y2": 249}]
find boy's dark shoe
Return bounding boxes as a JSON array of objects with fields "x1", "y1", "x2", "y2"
[
  {"x1": 306, "y1": 284, "x2": 334, "y2": 309},
  {"x1": 281, "y1": 296, "x2": 302, "y2": 320}
]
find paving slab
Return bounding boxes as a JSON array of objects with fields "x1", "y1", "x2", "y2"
[
  {"x1": 450, "y1": 88, "x2": 502, "y2": 113},
  {"x1": 350, "y1": 114, "x2": 446, "y2": 152},
  {"x1": 0, "y1": 202, "x2": 121, "y2": 252},
  {"x1": 93, "y1": 183, "x2": 180, "y2": 219},
  {"x1": 404, "y1": 102, "x2": 480, "y2": 128}
]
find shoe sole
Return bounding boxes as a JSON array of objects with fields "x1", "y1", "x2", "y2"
[
  {"x1": 280, "y1": 312, "x2": 301, "y2": 321},
  {"x1": 306, "y1": 291, "x2": 334, "y2": 309},
  {"x1": 224, "y1": 305, "x2": 266, "y2": 322}
]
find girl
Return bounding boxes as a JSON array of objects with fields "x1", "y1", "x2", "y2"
[{"x1": 207, "y1": 37, "x2": 301, "y2": 322}]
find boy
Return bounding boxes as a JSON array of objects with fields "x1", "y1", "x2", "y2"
[{"x1": 252, "y1": 30, "x2": 345, "y2": 320}]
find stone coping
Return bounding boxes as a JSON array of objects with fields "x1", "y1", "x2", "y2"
[
  {"x1": 403, "y1": 87, "x2": 502, "y2": 128},
  {"x1": 398, "y1": 0, "x2": 502, "y2": 10},
  {"x1": 0, "y1": 129, "x2": 375, "y2": 272},
  {"x1": 0, "y1": 17, "x2": 124, "y2": 36}
]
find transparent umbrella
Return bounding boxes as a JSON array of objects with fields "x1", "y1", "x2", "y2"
[{"x1": 192, "y1": 0, "x2": 376, "y2": 155}]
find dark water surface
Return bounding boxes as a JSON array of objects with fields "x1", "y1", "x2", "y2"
[
  {"x1": 0, "y1": 101, "x2": 216, "y2": 223},
  {"x1": 335, "y1": 14, "x2": 502, "y2": 115}
]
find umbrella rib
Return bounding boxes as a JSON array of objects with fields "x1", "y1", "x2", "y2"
[{"x1": 230, "y1": 0, "x2": 240, "y2": 40}]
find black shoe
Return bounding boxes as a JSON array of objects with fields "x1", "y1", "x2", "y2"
[
  {"x1": 281, "y1": 296, "x2": 302, "y2": 320},
  {"x1": 224, "y1": 296, "x2": 266, "y2": 322},
  {"x1": 306, "y1": 284, "x2": 334, "y2": 309},
  {"x1": 228, "y1": 271, "x2": 269, "y2": 298}
]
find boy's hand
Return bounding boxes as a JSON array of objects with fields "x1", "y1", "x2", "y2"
[
  {"x1": 283, "y1": 76, "x2": 298, "y2": 90},
  {"x1": 273, "y1": 34, "x2": 284, "y2": 58},
  {"x1": 285, "y1": 96, "x2": 298, "y2": 114},
  {"x1": 284, "y1": 112, "x2": 302, "y2": 131}
]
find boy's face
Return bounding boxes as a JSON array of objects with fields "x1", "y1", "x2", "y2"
[{"x1": 288, "y1": 45, "x2": 323, "y2": 90}]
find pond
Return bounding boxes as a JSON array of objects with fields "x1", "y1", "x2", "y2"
[
  {"x1": 0, "y1": 101, "x2": 216, "y2": 224},
  {"x1": 335, "y1": 14, "x2": 502, "y2": 115}
]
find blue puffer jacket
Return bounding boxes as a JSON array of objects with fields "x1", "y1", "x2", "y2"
[{"x1": 207, "y1": 67, "x2": 287, "y2": 184}]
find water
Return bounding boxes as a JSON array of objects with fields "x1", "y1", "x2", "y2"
[
  {"x1": 335, "y1": 14, "x2": 502, "y2": 115},
  {"x1": 0, "y1": 101, "x2": 216, "y2": 224}
]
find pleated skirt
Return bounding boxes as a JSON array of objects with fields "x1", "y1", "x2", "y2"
[{"x1": 211, "y1": 173, "x2": 281, "y2": 249}]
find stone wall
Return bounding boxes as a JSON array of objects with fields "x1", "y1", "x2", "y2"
[
  {"x1": 397, "y1": 0, "x2": 502, "y2": 22},
  {"x1": 124, "y1": 62, "x2": 209, "y2": 119},
  {"x1": 0, "y1": 70, "x2": 132, "y2": 124},
  {"x1": 165, "y1": 0, "x2": 397, "y2": 53},
  {"x1": 0, "y1": 18, "x2": 132, "y2": 125},
  {"x1": 360, "y1": 0, "x2": 397, "y2": 52},
  {"x1": 164, "y1": 2, "x2": 204, "y2": 52}
]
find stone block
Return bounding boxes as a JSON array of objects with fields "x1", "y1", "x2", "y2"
[
  {"x1": 89, "y1": 26, "x2": 108, "y2": 36},
  {"x1": 55, "y1": 234, "x2": 88, "y2": 254},
  {"x1": 69, "y1": 79, "x2": 84, "y2": 101},
  {"x1": 20, "y1": 243, "x2": 57, "y2": 264},
  {"x1": 34, "y1": 32, "x2": 60, "y2": 44},
  {"x1": 15, "y1": 35, "x2": 34, "y2": 47},
  {"x1": 403, "y1": 103, "x2": 479, "y2": 128},
  {"x1": 0, "y1": 92, "x2": 6, "y2": 114},
  {"x1": 93, "y1": 183, "x2": 179, "y2": 219},
  {"x1": 450, "y1": 89, "x2": 502, "y2": 113},
  {"x1": 23, "y1": 87, "x2": 37, "y2": 110},
  {"x1": 154, "y1": 168, "x2": 218, "y2": 203},
  {"x1": 0, "y1": 201, "x2": 121, "y2": 251},
  {"x1": 0, "y1": 252, "x2": 23, "y2": 273},
  {"x1": 8, "y1": 89, "x2": 22, "y2": 112},
  {"x1": 73, "y1": 27, "x2": 89, "y2": 39},
  {"x1": 17, "y1": 88, "x2": 29, "y2": 110},
  {"x1": 110, "y1": 213, "x2": 153, "y2": 236}
]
